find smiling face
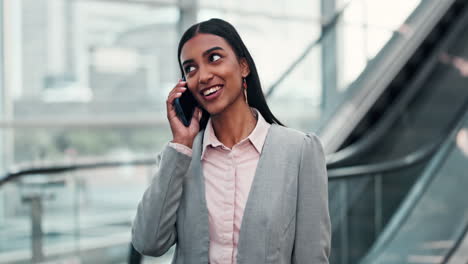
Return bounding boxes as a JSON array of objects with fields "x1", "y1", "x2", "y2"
[{"x1": 180, "y1": 33, "x2": 250, "y2": 116}]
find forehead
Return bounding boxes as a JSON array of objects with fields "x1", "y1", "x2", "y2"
[{"x1": 180, "y1": 33, "x2": 235, "y2": 61}]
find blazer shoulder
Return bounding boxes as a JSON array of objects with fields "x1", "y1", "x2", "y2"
[{"x1": 271, "y1": 124, "x2": 322, "y2": 148}]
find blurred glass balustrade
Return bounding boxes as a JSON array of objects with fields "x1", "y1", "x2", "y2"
[{"x1": 0, "y1": 161, "x2": 154, "y2": 263}]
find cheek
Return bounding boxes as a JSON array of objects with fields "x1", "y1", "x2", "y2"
[
  {"x1": 187, "y1": 79, "x2": 196, "y2": 90},
  {"x1": 187, "y1": 82, "x2": 197, "y2": 95},
  {"x1": 222, "y1": 61, "x2": 242, "y2": 83}
]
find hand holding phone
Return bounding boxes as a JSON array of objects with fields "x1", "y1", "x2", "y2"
[
  {"x1": 166, "y1": 78, "x2": 202, "y2": 149},
  {"x1": 173, "y1": 76, "x2": 198, "y2": 126}
]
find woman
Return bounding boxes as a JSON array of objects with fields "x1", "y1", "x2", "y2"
[{"x1": 132, "y1": 18, "x2": 330, "y2": 264}]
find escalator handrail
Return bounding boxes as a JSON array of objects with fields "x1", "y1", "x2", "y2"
[
  {"x1": 327, "y1": 0, "x2": 468, "y2": 167},
  {"x1": 442, "y1": 223, "x2": 468, "y2": 264},
  {"x1": 0, "y1": 158, "x2": 156, "y2": 186},
  {"x1": 2, "y1": 97, "x2": 466, "y2": 187},
  {"x1": 0, "y1": 132, "x2": 440, "y2": 186},
  {"x1": 319, "y1": 0, "x2": 458, "y2": 153},
  {"x1": 359, "y1": 98, "x2": 468, "y2": 264},
  {"x1": 328, "y1": 97, "x2": 468, "y2": 179},
  {"x1": 327, "y1": 140, "x2": 438, "y2": 180},
  {"x1": 2, "y1": 96, "x2": 467, "y2": 186},
  {"x1": 327, "y1": 95, "x2": 468, "y2": 169},
  {"x1": 325, "y1": 45, "x2": 437, "y2": 167},
  {"x1": 0, "y1": 126, "x2": 449, "y2": 187}
]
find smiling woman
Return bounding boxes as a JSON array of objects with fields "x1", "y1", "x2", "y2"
[
  {"x1": 181, "y1": 34, "x2": 248, "y2": 118},
  {"x1": 177, "y1": 18, "x2": 284, "y2": 133},
  {"x1": 131, "y1": 18, "x2": 331, "y2": 264}
]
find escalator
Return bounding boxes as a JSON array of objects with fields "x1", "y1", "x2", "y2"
[
  {"x1": 268, "y1": 0, "x2": 462, "y2": 149},
  {"x1": 360, "y1": 105, "x2": 468, "y2": 264},
  {"x1": 325, "y1": 1, "x2": 468, "y2": 263}
]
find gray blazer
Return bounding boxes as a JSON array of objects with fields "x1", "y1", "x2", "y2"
[{"x1": 132, "y1": 124, "x2": 331, "y2": 263}]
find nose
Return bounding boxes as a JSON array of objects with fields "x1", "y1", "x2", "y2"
[{"x1": 198, "y1": 66, "x2": 213, "y2": 85}]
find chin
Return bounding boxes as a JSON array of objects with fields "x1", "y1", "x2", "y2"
[
  {"x1": 204, "y1": 103, "x2": 227, "y2": 117},
  {"x1": 205, "y1": 107, "x2": 223, "y2": 117},
  {"x1": 202, "y1": 95, "x2": 240, "y2": 117}
]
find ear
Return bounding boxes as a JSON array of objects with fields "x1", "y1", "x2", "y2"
[{"x1": 240, "y1": 57, "x2": 250, "y2": 78}]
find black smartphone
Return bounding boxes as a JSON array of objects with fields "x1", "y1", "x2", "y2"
[{"x1": 173, "y1": 76, "x2": 198, "y2": 126}]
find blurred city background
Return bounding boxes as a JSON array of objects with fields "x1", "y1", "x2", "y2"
[{"x1": 1, "y1": 0, "x2": 467, "y2": 263}]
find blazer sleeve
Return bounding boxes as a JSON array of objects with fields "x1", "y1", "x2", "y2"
[
  {"x1": 131, "y1": 143, "x2": 191, "y2": 257},
  {"x1": 292, "y1": 133, "x2": 331, "y2": 264}
]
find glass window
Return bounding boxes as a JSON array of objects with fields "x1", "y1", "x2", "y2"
[{"x1": 2, "y1": 0, "x2": 323, "y2": 167}]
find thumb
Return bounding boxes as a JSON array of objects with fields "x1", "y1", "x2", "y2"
[
  {"x1": 192, "y1": 107, "x2": 202, "y2": 122},
  {"x1": 198, "y1": 107, "x2": 203, "y2": 121}
]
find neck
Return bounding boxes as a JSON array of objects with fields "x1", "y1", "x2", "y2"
[{"x1": 211, "y1": 101, "x2": 257, "y2": 149}]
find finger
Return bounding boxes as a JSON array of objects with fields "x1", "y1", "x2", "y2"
[
  {"x1": 166, "y1": 92, "x2": 179, "y2": 105},
  {"x1": 173, "y1": 81, "x2": 187, "y2": 90},
  {"x1": 168, "y1": 86, "x2": 187, "y2": 97},
  {"x1": 167, "y1": 80, "x2": 186, "y2": 95},
  {"x1": 166, "y1": 92, "x2": 183, "y2": 114}
]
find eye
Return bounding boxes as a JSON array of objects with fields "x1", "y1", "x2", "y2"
[
  {"x1": 209, "y1": 53, "x2": 221, "y2": 62},
  {"x1": 184, "y1": 65, "x2": 196, "y2": 74}
]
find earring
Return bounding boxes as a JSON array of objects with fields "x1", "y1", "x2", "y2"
[{"x1": 243, "y1": 78, "x2": 248, "y2": 105}]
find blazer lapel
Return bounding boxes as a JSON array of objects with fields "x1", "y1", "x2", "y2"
[
  {"x1": 190, "y1": 131, "x2": 210, "y2": 260},
  {"x1": 237, "y1": 124, "x2": 278, "y2": 262},
  {"x1": 192, "y1": 130, "x2": 207, "y2": 208}
]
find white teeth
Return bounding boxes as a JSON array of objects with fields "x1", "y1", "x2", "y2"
[{"x1": 203, "y1": 86, "x2": 221, "y2": 96}]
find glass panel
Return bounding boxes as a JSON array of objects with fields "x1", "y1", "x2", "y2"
[
  {"x1": 334, "y1": 5, "x2": 468, "y2": 167},
  {"x1": 198, "y1": 1, "x2": 322, "y2": 131},
  {"x1": 198, "y1": 2, "x2": 322, "y2": 89},
  {"x1": 0, "y1": 162, "x2": 158, "y2": 263},
  {"x1": 12, "y1": 127, "x2": 171, "y2": 166},
  {"x1": 9, "y1": 0, "x2": 180, "y2": 113},
  {"x1": 267, "y1": 44, "x2": 322, "y2": 130},
  {"x1": 329, "y1": 162, "x2": 428, "y2": 263},
  {"x1": 338, "y1": 0, "x2": 422, "y2": 91},
  {"x1": 199, "y1": 0, "x2": 321, "y2": 22},
  {"x1": 263, "y1": 0, "x2": 427, "y2": 134},
  {"x1": 1, "y1": 0, "x2": 181, "y2": 170},
  {"x1": 365, "y1": 112, "x2": 468, "y2": 263},
  {"x1": 363, "y1": 0, "x2": 422, "y2": 30},
  {"x1": 329, "y1": 108, "x2": 468, "y2": 263}
]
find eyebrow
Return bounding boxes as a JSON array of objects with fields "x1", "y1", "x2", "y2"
[{"x1": 182, "y1": 46, "x2": 224, "y2": 66}]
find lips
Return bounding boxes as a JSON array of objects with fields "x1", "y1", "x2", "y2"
[
  {"x1": 200, "y1": 84, "x2": 224, "y2": 101},
  {"x1": 200, "y1": 85, "x2": 223, "y2": 96}
]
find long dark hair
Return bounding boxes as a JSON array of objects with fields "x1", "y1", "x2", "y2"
[{"x1": 177, "y1": 18, "x2": 284, "y2": 130}]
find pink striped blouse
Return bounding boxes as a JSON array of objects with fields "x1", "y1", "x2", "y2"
[{"x1": 169, "y1": 108, "x2": 271, "y2": 264}]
